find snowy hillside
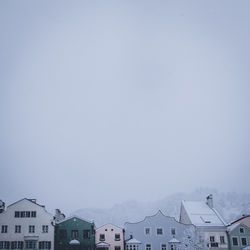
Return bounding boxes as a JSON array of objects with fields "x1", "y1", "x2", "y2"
[{"x1": 72, "y1": 188, "x2": 250, "y2": 227}]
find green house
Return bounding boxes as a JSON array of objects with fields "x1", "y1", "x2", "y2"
[
  {"x1": 227, "y1": 223, "x2": 250, "y2": 250},
  {"x1": 55, "y1": 216, "x2": 95, "y2": 250}
]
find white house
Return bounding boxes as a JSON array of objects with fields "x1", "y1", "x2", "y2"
[
  {"x1": 179, "y1": 194, "x2": 228, "y2": 250},
  {"x1": 0, "y1": 198, "x2": 54, "y2": 250},
  {"x1": 95, "y1": 224, "x2": 124, "y2": 250}
]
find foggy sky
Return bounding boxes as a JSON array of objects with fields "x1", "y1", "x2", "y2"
[{"x1": 1, "y1": 0, "x2": 250, "y2": 214}]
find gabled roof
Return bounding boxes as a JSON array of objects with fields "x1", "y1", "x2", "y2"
[
  {"x1": 57, "y1": 215, "x2": 94, "y2": 225},
  {"x1": 229, "y1": 214, "x2": 250, "y2": 226},
  {"x1": 96, "y1": 223, "x2": 124, "y2": 231},
  {"x1": 227, "y1": 222, "x2": 250, "y2": 232},
  {"x1": 181, "y1": 200, "x2": 226, "y2": 227},
  {"x1": 8, "y1": 198, "x2": 45, "y2": 208}
]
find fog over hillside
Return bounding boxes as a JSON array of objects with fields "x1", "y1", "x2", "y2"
[{"x1": 72, "y1": 188, "x2": 250, "y2": 227}]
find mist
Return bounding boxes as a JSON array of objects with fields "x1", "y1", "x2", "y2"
[{"x1": 1, "y1": 0, "x2": 250, "y2": 214}]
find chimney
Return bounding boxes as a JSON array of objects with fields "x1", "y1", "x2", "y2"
[
  {"x1": 206, "y1": 194, "x2": 213, "y2": 208},
  {"x1": 0, "y1": 200, "x2": 5, "y2": 213}
]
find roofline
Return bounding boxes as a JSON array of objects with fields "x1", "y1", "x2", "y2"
[
  {"x1": 57, "y1": 215, "x2": 95, "y2": 225},
  {"x1": 228, "y1": 214, "x2": 250, "y2": 226},
  {"x1": 8, "y1": 198, "x2": 45, "y2": 208},
  {"x1": 6, "y1": 198, "x2": 53, "y2": 217},
  {"x1": 124, "y1": 209, "x2": 195, "y2": 228},
  {"x1": 96, "y1": 223, "x2": 124, "y2": 230}
]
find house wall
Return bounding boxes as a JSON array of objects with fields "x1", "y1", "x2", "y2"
[
  {"x1": 55, "y1": 217, "x2": 95, "y2": 250},
  {"x1": 124, "y1": 211, "x2": 196, "y2": 250},
  {"x1": 95, "y1": 224, "x2": 124, "y2": 250},
  {"x1": 227, "y1": 224, "x2": 250, "y2": 250},
  {"x1": 0, "y1": 199, "x2": 54, "y2": 249}
]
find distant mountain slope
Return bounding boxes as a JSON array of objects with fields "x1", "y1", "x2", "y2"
[{"x1": 72, "y1": 188, "x2": 250, "y2": 227}]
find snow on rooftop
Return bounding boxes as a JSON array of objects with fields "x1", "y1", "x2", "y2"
[
  {"x1": 169, "y1": 238, "x2": 181, "y2": 243},
  {"x1": 182, "y1": 201, "x2": 225, "y2": 227},
  {"x1": 227, "y1": 223, "x2": 240, "y2": 232},
  {"x1": 126, "y1": 238, "x2": 141, "y2": 244},
  {"x1": 69, "y1": 239, "x2": 80, "y2": 245}
]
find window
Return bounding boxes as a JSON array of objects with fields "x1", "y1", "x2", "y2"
[
  {"x1": 31, "y1": 211, "x2": 36, "y2": 218},
  {"x1": 171, "y1": 228, "x2": 176, "y2": 235},
  {"x1": 232, "y1": 237, "x2": 238, "y2": 246},
  {"x1": 170, "y1": 244, "x2": 174, "y2": 250},
  {"x1": 115, "y1": 247, "x2": 121, "y2": 250},
  {"x1": 99, "y1": 234, "x2": 105, "y2": 241},
  {"x1": 42, "y1": 225, "x2": 48, "y2": 233},
  {"x1": 15, "y1": 211, "x2": 20, "y2": 218},
  {"x1": 0, "y1": 241, "x2": 10, "y2": 249},
  {"x1": 241, "y1": 237, "x2": 247, "y2": 246},
  {"x1": 210, "y1": 236, "x2": 215, "y2": 242},
  {"x1": 83, "y1": 230, "x2": 90, "y2": 239},
  {"x1": 146, "y1": 244, "x2": 151, "y2": 250},
  {"x1": 145, "y1": 228, "x2": 150, "y2": 235},
  {"x1": 39, "y1": 241, "x2": 51, "y2": 249},
  {"x1": 220, "y1": 236, "x2": 225, "y2": 244},
  {"x1": 26, "y1": 241, "x2": 37, "y2": 249},
  {"x1": 115, "y1": 234, "x2": 120, "y2": 241},
  {"x1": 157, "y1": 228, "x2": 163, "y2": 235},
  {"x1": 71, "y1": 230, "x2": 79, "y2": 239},
  {"x1": 1, "y1": 225, "x2": 7, "y2": 233},
  {"x1": 26, "y1": 211, "x2": 30, "y2": 218},
  {"x1": 17, "y1": 242, "x2": 23, "y2": 249},
  {"x1": 29, "y1": 225, "x2": 35, "y2": 233},
  {"x1": 21, "y1": 211, "x2": 25, "y2": 218},
  {"x1": 240, "y1": 227, "x2": 244, "y2": 233},
  {"x1": 59, "y1": 229, "x2": 67, "y2": 239},
  {"x1": 15, "y1": 225, "x2": 21, "y2": 233},
  {"x1": 161, "y1": 244, "x2": 166, "y2": 250}
]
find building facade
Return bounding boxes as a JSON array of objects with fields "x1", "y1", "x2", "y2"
[
  {"x1": 55, "y1": 216, "x2": 95, "y2": 250},
  {"x1": 180, "y1": 194, "x2": 228, "y2": 250},
  {"x1": 124, "y1": 210, "x2": 196, "y2": 250},
  {"x1": 95, "y1": 224, "x2": 124, "y2": 250},
  {"x1": 0, "y1": 198, "x2": 54, "y2": 250}
]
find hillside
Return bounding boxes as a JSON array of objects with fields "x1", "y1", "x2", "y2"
[{"x1": 72, "y1": 188, "x2": 250, "y2": 227}]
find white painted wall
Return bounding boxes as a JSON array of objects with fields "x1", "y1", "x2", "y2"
[{"x1": 0, "y1": 199, "x2": 54, "y2": 249}]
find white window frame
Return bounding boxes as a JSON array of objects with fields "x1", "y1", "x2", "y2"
[
  {"x1": 156, "y1": 228, "x2": 163, "y2": 235},
  {"x1": 170, "y1": 228, "x2": 176, "y2": 236},
  {"x1": 232, "y1": 236, "x2": 239, "y2": 246},
  {"x1": 145, "y1": 243, "x2": 151, "y2": 250},
  {"x1": 161, "y1": 243, "x2": 167, "y2": 250},
  {"x1": 144, "y1": 227, "x2": 151, "y2": 236},
  {"x1": 241, "y1": 237, "x2": 247, "y2": 246}
]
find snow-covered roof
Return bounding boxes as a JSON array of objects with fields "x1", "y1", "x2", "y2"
[
  {"x1": 182, "y1": 201, "x2": 226, "y2": 227},
  {"x1": 69, "y1": 239, "x2": 80, "y2": 245},
  {"x1": 227, "y1": 223, "x2": 240, "y2": 232},
  {"x1": 243, "y1": 246, "x2": 250, "y2": 250},
  {"x1": 96, "y1": 242, "x2": 110, "y2": 247},
  {"x1": 126, "y1": 238, "x2": 141, "y2": 244},
  {"x1": 169, "y1": 238, "x2": 180, "y2": 243}
]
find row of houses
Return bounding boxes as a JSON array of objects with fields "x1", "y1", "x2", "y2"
[{"x1": 0, "y1": 195, "x2": 250, "y2": 250}]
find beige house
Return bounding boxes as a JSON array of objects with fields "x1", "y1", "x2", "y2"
[{"x1": 95, "y1": 224, "x2": 124, "y2": 250}]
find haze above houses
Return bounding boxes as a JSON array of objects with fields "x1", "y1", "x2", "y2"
[{"x1": 72, "y1": 188, "x2": 250, "y2": 227}]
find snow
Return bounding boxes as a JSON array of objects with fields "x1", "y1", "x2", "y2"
[
  {"x1": 227, "y1": 223, "x2": 240, "y2": 232},
  {"x1": 182, "y1": 201, "x2": 225, "y2": 226},
  {"x1": 96, "y1": 242, "x2": 110, "y2": 247},
  {"x1": 69, "y1": 239, "x2": 80, "y2": 245},
  {"x1": 126, "y1": 238, "x2": 141, "y2": 244},
  {"x1": 168, "y1": 238, "x2": 181, "y2": 243}
]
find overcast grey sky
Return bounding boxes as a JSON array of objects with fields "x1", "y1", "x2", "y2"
[{"x1": 1, "y1": 0, "x2": 250, "y2": 214}]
